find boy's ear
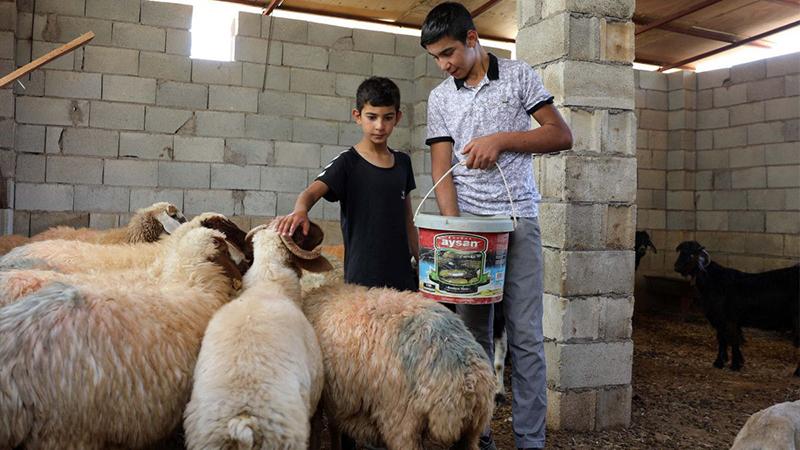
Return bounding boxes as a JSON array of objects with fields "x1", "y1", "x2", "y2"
[
  {"x1": 352, "y1": 108, "x2": 361, "y2": 123},
  {"x1": 466, "y1": 29, "x2": 478, "y2": 48}
]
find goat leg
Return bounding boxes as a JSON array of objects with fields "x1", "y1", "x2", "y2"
[
  {"x1": 713, "y1": 329, "x2": 728, "y2": 369},
  {"x1": 730, "y1": 326, "x2": 745, "y2": 371}
]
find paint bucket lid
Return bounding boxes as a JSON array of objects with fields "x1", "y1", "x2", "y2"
[{"x1": 414, "y1": 213, "x2": 514, "y2": 233}]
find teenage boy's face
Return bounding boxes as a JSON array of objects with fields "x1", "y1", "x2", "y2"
[
  {"x1": 425, "y1": 31, "x2": 479, "y2": 79},
  {"x1": 353, "y1": 103, "x2": 402, "y2": 145}
]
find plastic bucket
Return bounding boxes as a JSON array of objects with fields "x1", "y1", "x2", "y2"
[{"x1": 415, "y1": 214, "x2": 514, "y2": 304}]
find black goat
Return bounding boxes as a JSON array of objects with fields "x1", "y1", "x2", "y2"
[
  {"x1": 635, "y1": 231, "x2": 657, "y2": 270},
  {"x1": 674, "y1": 241, "x2": 800, "y2": 376}
]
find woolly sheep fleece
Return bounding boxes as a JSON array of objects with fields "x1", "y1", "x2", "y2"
[{"x1": 731, "y1": 400, "x2": 800, "y2": 450}]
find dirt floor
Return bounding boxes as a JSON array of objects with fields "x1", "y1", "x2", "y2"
[{"x1": 491, "y1": 313, "x2": 800, "y2": 450}]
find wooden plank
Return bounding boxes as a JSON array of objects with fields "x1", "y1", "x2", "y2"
[
  {"x1": 0, "y1": 32, "x2": 94, "y2": 88},
  {"x1": 636, "y1": 0, "x2": 726, "y2": 35}
]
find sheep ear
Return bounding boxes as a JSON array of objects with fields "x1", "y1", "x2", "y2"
[
  {"x1": 156, "y1": 211, "x2": 183, "y2": 235},
  {"x1": 292, "y1": 254, "x2": 334, "y2": 273},
  {"x1": 280, "y1": 221, "x2": 326, "y2": 260}
]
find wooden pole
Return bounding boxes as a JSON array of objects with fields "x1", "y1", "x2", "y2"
[{"x1": 0, "y1": 31, "x2": 95, "y2": 88}]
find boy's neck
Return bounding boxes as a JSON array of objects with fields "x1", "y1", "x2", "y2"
[
  {"x1": 464, "y1": 46, "x2": 490, "y2": 87},
  {"x1": 354, "y1": 138, "x2": 390, "y2": 155}
]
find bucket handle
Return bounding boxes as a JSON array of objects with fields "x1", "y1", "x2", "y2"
[{"x1": 413, "y1": 161, "x2": 518, "y2": 229}]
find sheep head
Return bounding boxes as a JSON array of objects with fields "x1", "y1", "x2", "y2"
[
  {"x1": 126, "y1": 202, "x2": 186, "y2": 243},
  {"x1": 169, "y1": 213, "x2": 252, "y2": 275},
  {"x1": 246, "y1": 220, "x2": 333, "y2": 277},
  {"x1": 167, "y1": 227, "x2": 243, "y2": 292},
  {"x1": 674, "y1": 240, "x2": 710, "y2": 277}
]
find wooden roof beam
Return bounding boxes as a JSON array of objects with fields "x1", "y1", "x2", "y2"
[
  {"x1": 633, "y1": 14, "x2": 773, "y2": 49},
  {"x1": 636, "y1": 0, "x2": 725, "y2": 35},
  {"x1": 658, "y1": 19, "x2": 800, "y2": 71},
  {"x1": 472, "y1": 0, "x2": 504, "y2": 18}
]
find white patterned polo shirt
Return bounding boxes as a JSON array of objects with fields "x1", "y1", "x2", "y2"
[{"x1": 425, "y1": 53, "x2": 553, "y2": 218}]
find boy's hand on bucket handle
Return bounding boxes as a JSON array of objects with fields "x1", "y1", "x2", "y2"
[
  {"x1": 462, "y1": 134, "x2": 503, "y2": 170},
  {"x1": 275, "y1": 211, "x2": 310, "y2": 236}
]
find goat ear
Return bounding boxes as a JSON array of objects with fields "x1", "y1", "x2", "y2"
[{"x1": 291, "y1": 254, "x2": 333, "y2": 273}]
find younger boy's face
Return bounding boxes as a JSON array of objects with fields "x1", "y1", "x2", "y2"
[
  {"x1": 353, "y1": 103, "x2": 402, "y2": 145},
  {"x1": 425, "y1": 31, "x2": 479, "y2": 79}
]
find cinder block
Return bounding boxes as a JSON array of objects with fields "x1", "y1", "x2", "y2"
[
  {"x1": 245, "y1": 64, "x2": 289, "y2": 91},
  {"x1": 15, "y1": 182, "x2": 73, "y2": 211},
  {"x1": 145, "y1": 106, "x2": 193, "y2": 134},
  {"x1": 541, "y1": 0, "x2": 635, "y2": 20},
  {"x1": 89, "y1": 213, "x2": 119, "y2": 229},
  {"x1": 713, "y1": 190, "x2": 748, "y2": 210},
  {"x1": 184, "y1": 190, "x2": 234, "y2": 216},
  {"x1": 85, "y1": 0, "x2": 140, "y2": 22},
  {"x1": 282, "y1": 42, "x2": 328, "y2": 71},
  {"x1": 14, "y1": 124, "x2": 45, "y2": 154},
  {"x1": 335, "y1": 73, "x2": 364, "y2": 98},
  {"x1": 729, "y1": 145, "x2": 765, "y2": 168},
  {"x1": 194, "y1": 111, "x2": 245, "y2": 138},
  {"x1": 292, "y1": 118, "x2": 339, "y2": 145},
  {"x1": 225, "y1": 138, "x2": 273, "y2": 166},
  {"x1": 103, "y1": 159, "x2": 158, "y2": 187},
  {"x1": 767, "y1": 165, "x2": 800, "y2": 188},
  {"x1": 696, "y1": 211, "x2": 728, "y2": 231},
  {"x1": 61, "y1": 128, "x2": 118, "y2": 158},
  {"x1": 765, "y1": 97, "x2": 799, "y2": 121},
  {"x1": 766, "y1": 211, "x2": 800, "y2": 234},
  {"x1": 0, "y1": 3, "x2": 16, "y2": 31},
  {"x1": 44, "y1": 127, "x2": 63, "y2": 154},
  {"x1": 130, "y1": 188, "x2": 184, "y2": 212},
  {"x1": 601, "y1": 19, "x2": 633, "y2": 63},
  {"x1": 157, "y1": 161, "x2": 210, "y2": 188},
  {"x1": 786, "y1": 234, "x2": 800, "y2": 258},
  {"x1": 257, "y1": 90, "x2": 305, "y2": 117},
  {"x1": 713, "y1": 126, "x2": 747, "y2": 149},
  {"x1": 744, "y1": 233, "x2": 785, "y2": 257},
  {"x1": 31, "y1": 40, "x2": 75, "y2": 70},
  {"x1": 638, "y1": 71, "x2": 668, "y2": 91},
  {"x1": 697, "y1": 68, "x2": 730, "y2": 90},
  {"x1": 17, "y1": 12, "x2": 33, "y2": 40},
  {"x1": 748, "y1": 77, "x2": 785, "y2": 102},
  {"x1": 728, "y1": 212, "x2": 765, "y2": 232},
  {"x1": 544, "y1": 61, "x2": 635, "y2": 109},
  {"x1": 731, "y1": 59, "x2": 766, "y2": 83},
  {"x1": 16, "y1": 154, "x2": 46, "y2": 182},
  {"x1": 645, "y1": 91, "x2": 668, "y2": 110},
  {"x1": 713, "y1": 84, "x2": 747, "y2": 107},
  {"x1": 370, "y1": 54, "x2": 413, "y2": 81},
  {"x1": 766, "y1": 52, "x2": 800, "y2": 78},
  {"x1": 174, "y1": 135, "x2": 225, "y2": 162},
  {"x1": 90, "y1": 101, "x2": 144, "y2": 130},
  {"x1": 244, "y1": 114, "x2": 292, "y2": 141},
  {"x1": 139, "y1": 51, "x2": 191, "y2": 82},
  {"x1": 596, "y1": 385, "x2": 632, "y2": 429},
  {"x1": 274, "y1": 141, "x2": 321, "y2": 168},
  {"x1": 602, "y1": 111, "x2": 636, "y2": 155},
  {"x1": 16, "y1": 97, "x2": 90, "y2": 127},
  {"x1": 395, "y1": 34, "x2": 422, "y2": 57},
  {"x1": 243, "y1": 191, "x2": 277, "y2": 216},
  {"x1": 234, "y1": 36, "x2": 277, "y2": 64},
  {"x1": 747, "y1": 188, "x2": 784, "y2": 211},
  {"x1": 696, "y1": 108, "x2": 729, "y2": 129},
  {"x1": 112, "y1": 22, "x2": 165, "y2": 52},
  {"x1": 44, "y1": 70, "x2": 102, "y2": 99},
  {"x1": 546, "y1": 388, "x2": 596, "y2": 432},
  {"x1": 209, "y1": 85, "x2": 259, "y2": 113},
  {"x1": 731, "y1": 167, "x2": 767, "y2": 189},
  {"x1": 74, "y1": 185, "x2": 129, "y2": 212},
  {"x1": 237, "y1": 12, "x2": 261, "y2": 37},
  {"x1": 546, "y1": 340, "x2": 633, "y2": 389},
  {"x1": 156, "y1": 81, "x2": 208, "y2": 110},
  {"x1": 83, "y1": 45, "x2": 139, "y2": 75},
  {"x1": 210, "y1": 164, "x2": 260, "y2": 189},
  {"x1": 543, "y1": 294, "x2": 600, "y2": 341},
  {"x1": 270, "y1": 17, "x2": 307, "y2": 43},
  {"x1": 260, "y1": 166, "x2": 308, "y2": 192},
  {"x1": 34, "y1": 0, "x2": 84, "y2": 15},
  {"x1": 765, "y1": 142, "x2": 800, "y2": 165},
  {"x1": 141, "y1": 1, "x2": 192, "y2": 29},
  {"x1": 102, "y1": 75, "x2": 156, "y2": 104},
  {"x1": 166, "y1": 28, "x2": 191, "y2": 56},
  {"x1": 786, "y1": 188, "x2": 800, "y2": 210},
  {"x1": 666, "y1": 190, "x2": 693, "y2": 210},
  {"x1": 329, "y1": 50, "x2": 372, "y2": 76},
  {"x1": 308, "y1": 22, "x2": 352, "y2": 48},
  {"x1": 33, "y1": 15, "x2": 112, "y2": 46},
  {"x1": 119, "y1": 132, "x2": 173, "y2": 160},
  {"x1": 748, "y1": 122, "x2": 785, "y2": 145},
  {"x1": 564, "y1": 156, "x2": 636, "y2": 203},
  {"x1": 192, "y1": 60, "x2": 243, "y2": 86},
  {"x1": 353, "y1": 29, "x2": 394, "y2": 55},
  {"x1": 666, "y1": 210, "x2": 695, "y2": 230},
  {"x1": 46, "y1": 156, "x2": 102, "y2": 184},
  {"x1": 730, "y1": 102, "x2": 765, "y2": 126},
  {"x1": 516, "y1": 13, "x2": 568, "y2": 64},
  {"x1": 29, "y1": 211, "x2": 92, "y2": 236},
  {"x1": 305, "y1": 95, "x2": 349, "y2": 122}
]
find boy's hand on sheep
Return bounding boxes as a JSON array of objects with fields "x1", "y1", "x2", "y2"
[{"x1": 275, "y1": 212, "x2": 310, "y2": 237}]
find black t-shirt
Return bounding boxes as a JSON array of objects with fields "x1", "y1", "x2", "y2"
[{"x1": 317, "y1": 147, "x2": 417, "y2": 291}]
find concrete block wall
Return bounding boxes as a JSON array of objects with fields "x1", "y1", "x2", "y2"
[
  {"x1": 635, "y1": 52, "x2": 800, "y2": 276},
  {"x1": 9, "y1": 0, "x2": 442, "y2": 240},
  {"x1": 1, "y1": 0, "x2": 15, "y2": 232}
]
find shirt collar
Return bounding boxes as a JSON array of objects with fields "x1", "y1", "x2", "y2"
[{"x1": 454, "y1": 53, "x2": 499, "y2": 90}]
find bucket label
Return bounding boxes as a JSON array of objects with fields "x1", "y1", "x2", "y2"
[{"x1": 418, "y1": 230, "x2": 509, "y2": 304}]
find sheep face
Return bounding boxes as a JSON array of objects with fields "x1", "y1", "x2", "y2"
[
  {"x1": 132, "y1": 202, "x2": 186, "y2": 243},
  {"x1": 674, "y1": 240, "x2": 709, "y2": 277},
  {"x1": 170, "y1": 227, "x2": 243, "y2": 291},
  {"x1": 170, "y1": 213, "x2": 252, "y2": 275}
]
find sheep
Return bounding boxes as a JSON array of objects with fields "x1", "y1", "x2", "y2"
[
  {"x1": 731, "y1": 400, "x2": 800, "y2": 450},
  {"x1": 0, "y1": 212, "x2": 248, "y2": 275},
  {"x1": 0, "y1": 202, "x2": 185, "y2": 257},
  {"x1": 303, "y1": 282, "x2": 496, "y2": 450},
  {"x1": 674, "y1": 241, "x2": 800, "y2": 376},
  {"x1": 184, "y1": 222, "x2": 331, "y2": 450},
  {"x1": 635, "y1": 230, "x2": 657, "y2": 270},
  {"x1": 492, "y1": 302, "x2": 508, "y2": 404},
  {"x1": 0, "y1": 226, "x2": 243, "y2": 450}
]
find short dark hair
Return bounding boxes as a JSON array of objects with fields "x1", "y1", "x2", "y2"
[
  {"x1": 420, "y1": 2, "x2": 476, "y2": 48},
  {"x1": 355, "y1": 77, "x2": 401, "y2": 112}
]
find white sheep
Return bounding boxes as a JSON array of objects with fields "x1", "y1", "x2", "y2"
[
  {"x1": 0, "y1": 227, "x2": 243, "y2": 450},
  {"x1": 185, "y1": 222, "x2": 332, "y2": 450},
  {"x1": 0, "y1": 212, "x2": 247, "y2": 275},
  {"x1": 731, "y1": 400, "x2": 800, "y2": 450},
  {"x1": 0, "y1": 201, "x2": 185, "y2": 256},
  {"x1": 303, "y1": 282, "x2": 496, "y2": 450}
]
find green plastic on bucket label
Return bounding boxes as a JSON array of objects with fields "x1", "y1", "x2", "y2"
[{"x1": 415, "y1": 214, "x2": 514, "y2": 304}]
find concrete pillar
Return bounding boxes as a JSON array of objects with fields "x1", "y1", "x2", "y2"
[
  {"x1": 518, "y1": 0, "x2": 637, "y2": 430},
  {"x1": 1, "y1": 0, "x2": 17, "y2": 233}
]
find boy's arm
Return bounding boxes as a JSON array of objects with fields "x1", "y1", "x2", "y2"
[
  {"x1": 430, "y1": 141, "x2": 460, "y2": 217},
  {"x1": 404, "y1": 196, "x2": 419, "y2": 260},
  {"x1": 461, "y1": 103, "x2": 573, "y2": 169},
  {"x1": 274, "y1": 180, "x2": 329, "y2": 236}
]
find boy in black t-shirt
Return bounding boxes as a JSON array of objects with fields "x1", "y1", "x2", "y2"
[{"x1": 275, "y1": 76, "x2": 419, "y2": 292}]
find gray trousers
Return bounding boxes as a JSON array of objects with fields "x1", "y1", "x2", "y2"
[{"x1": 456, "y1": 216, "x2": 546, "y2": 449}]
